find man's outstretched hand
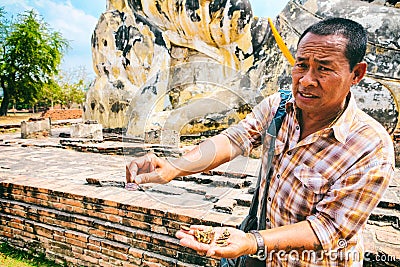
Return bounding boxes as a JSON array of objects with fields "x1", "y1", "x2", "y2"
[
  {"x1": 176, "y1": 225, "x2": 256, "y2": 259},
  {"x1": 126, "y1": 153, "x2": 175, "y2": 185}
]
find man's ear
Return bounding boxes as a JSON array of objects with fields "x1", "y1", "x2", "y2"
[{"x1": 352, "y1": 62, "x2": 367, "y2": 85}]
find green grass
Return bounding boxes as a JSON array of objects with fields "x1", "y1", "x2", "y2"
[{"x1": 0, "y1": 243, "x2": 65, "y2": 267}]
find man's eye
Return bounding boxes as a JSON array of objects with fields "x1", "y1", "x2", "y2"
[
  {"x1": 296, "y1": 63, "x2": 307, "y2": 68},
  {"x1": 319, "y1": 66, "x2": 331, "y2": 71}
]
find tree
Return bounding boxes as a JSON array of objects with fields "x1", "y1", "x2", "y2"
[
  {"x1": 0, "y1": 8, "x2": 68, "y2": 116},
  {"x1": 38, "y1": 79, "x2": 62, "y2": 109},
  {"x1": 53, "y1": 67, "x2": 90, "y2": 109}
]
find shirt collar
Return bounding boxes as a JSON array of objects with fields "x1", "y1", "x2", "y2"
[{"x1": 330, "y1": 92, "x2": 356, "y2": 144}]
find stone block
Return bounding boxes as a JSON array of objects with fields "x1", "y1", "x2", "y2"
[
  {"x1": 213, "y1": 198, "x2": 237, "y2": 214},
  {"x1": 144, "y1": 129, "x2": 179, "y2": 147},
  {"x1": 21, "y1": 118, "x2": 51, "y2": 139},
  {"x1": 70, "y1": 121, "x2": 103, "y2": 140}
]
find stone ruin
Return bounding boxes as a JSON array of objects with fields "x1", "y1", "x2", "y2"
[{"x1": 84, "y1": 0, "x2": 400, "y2": 140}]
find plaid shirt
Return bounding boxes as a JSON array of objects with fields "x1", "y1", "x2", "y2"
[{"x1": 222, "y1": 92, "x2": 394, "y2": 267}]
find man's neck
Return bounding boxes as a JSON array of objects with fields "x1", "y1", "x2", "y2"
[{"x1": 298, "y1": 101, "x2": 347, "y2": 140}]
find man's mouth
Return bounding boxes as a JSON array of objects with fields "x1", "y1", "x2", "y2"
[{"x1": 299, "y1": 92, "x2": 318, "y2": 98}]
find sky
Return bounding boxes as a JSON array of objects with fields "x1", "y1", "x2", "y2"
[{"x1": 0, "y1": 0, "x2": 289, "y2": 78}]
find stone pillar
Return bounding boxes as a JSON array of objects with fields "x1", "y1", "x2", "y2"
[
  {"x1": 21, "y1": 118, "x2": 51, "y2": 139},
  {"x1": 70, "y1": 120, "x2": 103, "y2": 140}
]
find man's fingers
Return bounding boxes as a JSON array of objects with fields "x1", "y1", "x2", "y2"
[
  {"x1": 135, "y1": 171, "x2": 167, "y2": 184},
  {"x1": 126, "y1": 162, "x2": 138, "y2": 183},
  {"x1": 179, "y1": 237, "x2": 210, "y2": 252},
  {"x1": 126, "y1": 153, "x2": 154, "y2": 182},
  {"x1": 126, "y1": 153, "x2": 170, "y2": 185},
  {"x1": 175, "y1": 230, "x2": 193, "y2": 239}
]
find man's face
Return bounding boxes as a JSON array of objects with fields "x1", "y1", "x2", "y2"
[{"x1": 292, "y1": 33, "x2": 358, "y2": 116}]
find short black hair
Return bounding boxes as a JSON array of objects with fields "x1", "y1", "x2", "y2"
[{"x1": 298, "y1": 17, "x2": 367, "y2": 71}]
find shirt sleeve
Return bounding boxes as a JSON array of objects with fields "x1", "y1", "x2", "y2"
[
  {"x1": 221, "y1": 93, "x2": 280, "y2": 157},
  {"x1": 307, "y1": 147, "x2": 394, "y2": 251}
]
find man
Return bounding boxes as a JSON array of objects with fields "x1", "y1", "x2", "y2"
[{"x1": 126, "y1": 18, "x2": 394, "y2": 266}]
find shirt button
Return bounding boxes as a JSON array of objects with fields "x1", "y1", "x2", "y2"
[
  {"x1": 296, "y1": 126, "x2": 300, "y2": 130},
  {"x1": 266, "y1": 218, "x2": 270, "y2": 223},
  {"x1": 268, "y1": 197, "x2": 272, "y2": 201},
  {"x1": 287, "y1": 151, "x2": 292, "y2": 155},
  {"x1": 277, "y1": 174, "x2": 281, "y2": 179}
]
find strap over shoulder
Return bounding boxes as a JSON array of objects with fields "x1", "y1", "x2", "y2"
[{"x1": 274, "y1": 89, "x2": 292, "y2": 130}]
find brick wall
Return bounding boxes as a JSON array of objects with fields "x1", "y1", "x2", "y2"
[{"x1": 0, "y1": 182, "x2": 221, "y2": 267}]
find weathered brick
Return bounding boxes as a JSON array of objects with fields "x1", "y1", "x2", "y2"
[
  {"x1": 9, "y1": 220, "x2": 25, "y2": 230},
  {"x1": 70, "y1": 205, "x2": 86, "y2": 215},
  {"x1": 106, "y1": 232, "x2": 131, "y2": 244},
  {"x1": 164, "y1": 209, "x2": 204, "y2": 224},
  {"x1": 89, "y1": 228, "x2": 106, "y2": 238},
  {"x1": 59, "y1": 220, "x2": 75, "y2": 229},
  {"x1": 109, "y1": 256, "x2": 128, "y2": 266},
  {"x1": 151, "y1": 225, "x2": 168, "y2": 235},
  {"x1": 78, "y1": 225, "x2": 92, "y2": 233},
  {"x1": 128, "y1": 256, "x2": 143, "y2": 266},
  {"x1": 62, "y1": 191, "x2": 85, "y2": 201},
  {"x1": 60, "y1": 197, "x2": 85, "y2": 208},
  {"x1": 41, "y1": 216, "x2": 57, "y2": 226},
  {"x1": 37, "y1": 208, "x2": 55, "y2": 218},
  {"x1": 143, "y1": 251, "x2": 178, "y2": 266},
  {"x1": 106, "y1": 213, "x2": 122, "y2": 223},
  {"x1": 72, "y1": 245, "x2": 85, "y2": 254},
  {"x1": 141, "y1": 261, "x2": 163, "y2": 267},
  {"x1": 101, "y1": 239, "x2": 130, "y2": 254},
  {"x1": 84, "y1": 248, "x2": 103, "y2": 259},
  {"x1": 24, "y1": 225, "x2": 34, "y2": 233},
  {"x1": 53, "y1": 210, "x2": 71, "y2": 221},
  {"x1": 158, "y1": 245, "x2": 179, "y2": 259},
  {"x1": 71, "y1": 214, "x2": 95, "y2": 226},
  {"x1": 19, "y1": 229, "x2": 36, "y2": 240},
  {"x1": 87, "y1": 242, "x2": 102, "y2": 252},
  {"x1": 101, "y1": 205, "x2": 121, "y2": 215},
  {"x1": 86, "y1": 209, "x2": 108, "y2": 220},
  {"x1": 66, "y1": 237, "x2": 87, "y2": 248},
  {"x1": 10, "y1": 208, "x2": 25, "y2": 218},
  {"x1": 49, "y1": 240, "x2": 74, "y2": 257},
  {"x1": 129, "y1": 239, "x2": 154, "y2": 252},
  {"x1": 99, "y1": 259, "x2": 113, "y2": 267},
  {"x1": 53, "y1": 233, "x2": 66, "y2": 242},
  {"x1": 77, "y1": 251, "x2": 100, "y2": 264},
  {"x1": 101, "y1": 247, "x2": 129, "y2": 261},
  {"x1": 88, "y1": 236, "x2": 103, "y2": 246},
  {"x1": 36, "y1": 192, "x2": 59, "y2": 202},
  {"x1": 1, "y1": 229, "x2": 13, "y2": 238},
  {"x1": 123, "y1": 261, "x2": 141, "y2": 267},
  {"x1": 122, "y1": 218, "x2": 152, "y2": 231},
  {"x1": 35, "y1": 224, "x2": 55, "y2": 239}
]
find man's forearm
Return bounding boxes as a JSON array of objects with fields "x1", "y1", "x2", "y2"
[{"x1": 169, "y1": 134, "x2": 242, "y2": 177}]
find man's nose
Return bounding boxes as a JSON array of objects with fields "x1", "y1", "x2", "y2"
[{"x1": 299, "y1": 68, "x2": 318, "y2": 87}]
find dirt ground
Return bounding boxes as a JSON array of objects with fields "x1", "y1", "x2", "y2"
[
  {"x1": 0, "y1": 109, "x2": 83, "y2": 125},
  {"x1": 0, "y1": 112, "x2": 41, "y2": 125}
]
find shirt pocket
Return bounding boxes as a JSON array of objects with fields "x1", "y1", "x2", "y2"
[
  {"x1": 281, "y1": 164, "x2": 333, "y2": 220},
  {"x1": 293, "y1": 164, "x2": 331, "y2": 195}
]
